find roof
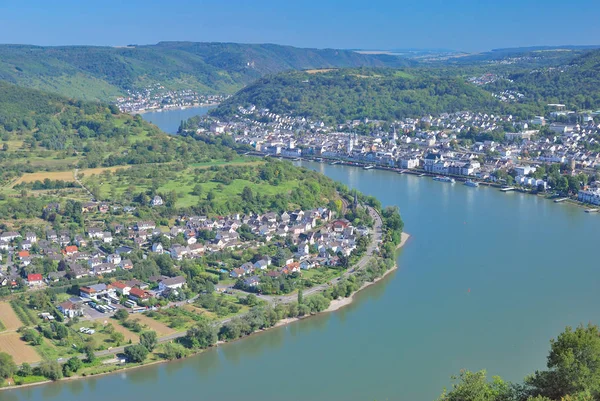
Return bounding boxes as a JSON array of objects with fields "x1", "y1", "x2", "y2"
[
  {"x1": 27, "y1": 273, "x2": 43, "y2": 282},
  {"x1": 160, "y1": 276, "x2": 186, "y2": 286},
  {"x1": 111, "y1": 281, "x2": 129, "y2": 289},
  {"x1": 129, "y1": 287, "x2": 150, "y2": 298}
]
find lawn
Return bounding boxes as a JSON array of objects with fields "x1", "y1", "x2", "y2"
[{"x1": 128, "y1": 313, "x2": 178, "y2": 337}]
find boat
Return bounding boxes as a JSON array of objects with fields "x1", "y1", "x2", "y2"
[
  {"x1": 585, "y1": 209, "x2": 598, "y2": 213},
  {"x1": 464, "y1": 180, "x2": 479, "y2": 187},
  {"x1": 363, "y1": 165, "x2": 375, "y2": 170},
  {"x1": 419, "y1": 173, "x2": 426, "y2": 177},
  {"x1": 330, "y1": 160, "x2": 340, "y2": 165},
  {"x1": 433, "y1": 176, "x2": 455, "y2": 183}
]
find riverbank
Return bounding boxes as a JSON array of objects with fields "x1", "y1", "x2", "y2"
[
  {"x1": 131, "y1": 103, "x2": 219, "y2": 115},
  {"x1": 1, "y1": 232, "x2": 410, "y2": 393}
]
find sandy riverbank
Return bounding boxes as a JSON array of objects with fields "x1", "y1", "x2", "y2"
[{"x1": 2, "y1": 232, "x2": 411, "y2": 392}]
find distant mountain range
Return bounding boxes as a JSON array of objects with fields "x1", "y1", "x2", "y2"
[{"x1": 0, "y1": 42, "x2": 412, "y2": 101}]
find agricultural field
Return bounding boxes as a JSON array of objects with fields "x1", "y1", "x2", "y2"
[
  {"x1": 78, "y1": 165, "x2": 131, "y2": 178},
  {"x1": 0, "y1": 332, "x2": 41, "y2": 364},
  {"x1": 111, "y1": 320, "x2": 140, "y2": 343},
  {"x1": 12, "y1": 171, "x2": 76, "y2": 185},
  {"x1": 127, "y1": 313, "x2": 177, "y2": 337},
  {"x1": 144, "y1": 307, "x2": 208, "y2": 331},
  {"x1": 0, "y1": 302, "x2": 23, "y2": 331}
]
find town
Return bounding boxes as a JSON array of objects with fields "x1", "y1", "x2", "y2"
[
  {"x1": 183, "y1": 104, "x2": 600, "y2": 205},
  {"x1": 115, "y1": 84, "x2": 228, "y2": 113}
]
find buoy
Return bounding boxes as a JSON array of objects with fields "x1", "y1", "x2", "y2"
[{"x1": 467, "y1": 288, "x2": 471, "y2": 293}]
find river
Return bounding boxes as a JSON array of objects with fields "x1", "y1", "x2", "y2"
[
  {"x1": 139, "y1": 106, "x2": 214, "y2": 134},
  {"x1": 5, "y1": 114, "x2": 600, "y2": 401}
]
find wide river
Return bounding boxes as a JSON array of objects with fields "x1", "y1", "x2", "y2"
[{"x1": 5, "y1": 111, "x2": 600, "y2": 401}]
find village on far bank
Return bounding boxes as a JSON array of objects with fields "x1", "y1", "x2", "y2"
[{"x1": 183, "y1": 103, "x2": 600, "y2": 206}]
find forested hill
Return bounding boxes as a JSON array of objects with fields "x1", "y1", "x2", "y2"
[
  {"x1": 483, "y1": 49, "x2": 600, "y2": 110},
  {"x1": 0, "y1": 42, "x2": 411, "y2": 101},
  {"x1": 211, "y1": 68, "x2": 510, "y2": 123},
  {"x1": 0, "y1": 81, "x2": 238, "y2": 184}
]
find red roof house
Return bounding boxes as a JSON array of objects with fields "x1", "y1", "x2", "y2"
[{"x1": 27, "y1": 273, "x2": 43, "y2": 285}]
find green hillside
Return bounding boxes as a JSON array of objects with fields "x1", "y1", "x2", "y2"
[
  {"x1": 0, "y1": 42, "x2": 411, "y2": 101},
  {"x1": 211, "y1": 68, "x2": 506, "y2": 123},
  {"x1": 0, "y1": 81, "x2": 237, "y2": 185},
  {"x1": 483, "y1": 49, "x2": 600, "y2": 110}
]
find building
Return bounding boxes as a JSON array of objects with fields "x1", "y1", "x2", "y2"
[
  {"x1": 58, "y1": 301, "x2": 83, "y2": 318},
  {"x1": 158, "y1": 276, "x2": 186, "y2": 291},
  {"x1": 27, "y1": 273, "x2": 44, "y2": 286},
  {"x1": 578, "y1": 189, "x2": 600, "y2": 205}
]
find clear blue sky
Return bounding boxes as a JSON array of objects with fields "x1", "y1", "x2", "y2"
[{"x1": 0, "y1": 0, "x2": 598, "y2": 52}]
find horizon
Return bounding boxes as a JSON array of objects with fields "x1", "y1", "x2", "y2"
[
  {"x1": 0, "y1": 40, "x2": 599, "y2": 55},
  {"x1": 0, "y1": 0, "x2": 599, "y2": 53}
]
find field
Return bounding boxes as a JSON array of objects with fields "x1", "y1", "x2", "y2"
[
  {"x1": 0, "y1": 302, "x2": 24, "y2": 331},
  {"x1": 305, "y1": 69, "x2": 336, "y2": 74},
  {"x1": 0, "y1": 332, "x2": 41, "y2": 364},
  {"x1": 12, "y1": 171, "x2": 76, "y2": 185},
  {"x1": 131, "y1": 313, "x2": 178, "y2": 337},
  {"x1": 112, "y1": 321, "x2": 140, "y2": 342},
  {"x1": 79, "y1": 165, "x2": 131, "y2": 178}
]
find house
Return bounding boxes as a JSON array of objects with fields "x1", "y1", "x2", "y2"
[
  {"x1": 243, "y1": 276, "x2": 260, "y2": 287},
  {"x1": 230, "y1": 268, "x2": 246, "y2": 278},
  {"x1": 58, "y1": 301, "x2": 83, "y2": 318},
  {"x1": 150, "y1": 196, "x2": 164, "y2": 207},
  {"x1": 120, "y1": 259, "x2": 133, "y2": 270},
  {"x1": 107, "y1": 254, "x2": 121, "y2": 264},
  {"x1": 102, "y1": 232, "x2": 113, "y2": 244},
  {"x1": 27, "y1": 273, "x2": 44, "y2": 286},
  {"x1": 18, "y1": 250, "x2": 30, "y2": 259},
  {"x1": 283, "y1": 262, "x2": 300, "y2": 274},
  {"x1": 0, "y1": 231, "x2": 21, "y2": 242},
  {"x1": 99, "y1": 203, "x2": 109, "y2": 213},
  {"x1": 80, "y1": 284, "x2": 114, "y2": 300},
  {"x1": 158, "y1": 276, "x2": 186, "y2": 291},
  {"x1": 151, "y1": 242, "x2": 164, "y2": 254},
  {"x1": 128, "y1": 287, "x2": 152, "y2": 302},
  {"x1": 92, "y1": 263, "x2": 117, "y2": 276},
  {"x1": 136, "y1": 221, "x2": 156, "y2": 231},
  {"x1": 25, "y1": 232, "x2": 37, "y2": 243},
  {"x1": 47, "y1": 271, "x2": 67, "y2": 282},
  {"x1": 63, "y1": 245, "x2": 78, "y2": 256},
  {"x1": 110, "y1": 281, "x2": 131, "y2": 296}
]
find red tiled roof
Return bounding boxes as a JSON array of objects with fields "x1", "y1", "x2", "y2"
[{"x1": 27, "y1": 273, "x2": 43, "y2": 282}]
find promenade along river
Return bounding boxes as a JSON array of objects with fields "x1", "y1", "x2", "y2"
[{"x1": 7, "y1": 118, "x2": 600, "y2": 401}]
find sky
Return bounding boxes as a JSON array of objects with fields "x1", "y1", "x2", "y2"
[{"x1": 0, "y1": 0, "x2": 598, "y2": 52}]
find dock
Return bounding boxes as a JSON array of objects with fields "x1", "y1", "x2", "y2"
[
  {"x1": 500, "y1": 187, "x2": 515, "y2": 192},
  {"x1": 554, "y1": 198, "x2": 569, "y2": 203}
]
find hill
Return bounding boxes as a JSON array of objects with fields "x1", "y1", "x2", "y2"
[
  {"x1": 210, "y1": 68, "x2": 505, "y2": 123},
  {"x1": 483, "y1": 49, "x2": 600, "y2": 110},
  {"x1": 0, "y1": 42, "x2": 412, "y2": 101},
  {"x1": 0, "y1": 81, "x2": 238, "y2": 186}
]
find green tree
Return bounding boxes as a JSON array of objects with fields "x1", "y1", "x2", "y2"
[
  {"x1": 437, "y1": 370, "x2": 512, "y2": 401},
  {"x1": 185, "y1": 321, "x2": 217, "y2": 349},
  {"x1": 114, "y1": 309, "x2": 129, "y2": 321},
  {"x1": 19, "y1": 362, "x2": 32, "y2": 377},
  {"x1": 37, "y1": 360, "x2": 63, "y2": 381},
  {"x1": 297, "y1": 288, "x2": 304, "y2": 305},
  {"x1": 124, "y1": 344, "x2": 149, "y2": 363},
  {"x1": 140, "y1": 330, "x2": 158, "y2": 352},
  {"x1": 0, "y1": 352, "x2": 17, "y2": 383},
  {"x1": 162, "y1": 342, "x2": 187, "y2": 360},
  {"x1": 110, "y1": 331, "x2": 125, "y2": 345},
  {"x1": 526, "y1": 324, "x2": 600, "y2": 399}
]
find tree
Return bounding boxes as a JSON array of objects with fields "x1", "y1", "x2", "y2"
[
  {"x1": 65, "y1": 356, "x2": 82, "y2": 375},
  {"x1": 124, "y1": 344, "x2": 149, "y2": 363},
  {"x1": 55, "y1": 323, "x2": 68, "y2": 339},
  {"x1": 185, "y1": 321, "x2": 217, "y2": 349},
  {"x1": 0, "y1": 352, "x2": 17, "y2": 383},
  {"x1": 162, "y1": 342, "x2": 187, "y2": 360},
  {"x1": 437, "y1": 370, "x2": 512, "y2": 401},
  {"x1": 37, "y1": 360, "x2": 62, "y2": 381},
  {"x1": 526, "y1": 324, "x2": 600, "y2": 399},
  {"x1": 110, "y1": 331, "x2": 125, "y2": 345},
  {"x1": 114, "y1": 308, "x2": 129, "y2": 321},
  {"x1": 83, "y1": 344, "x2": 96, "y2": 363},
  {"x1": 140, "y1": 330, "x2": 158, "y2": 352},
  {"x1": 19, "y1": 362, "x2": 32, "y2": 377},
  {"x1": 297, "y1": 288, "x2": 304, "y2": 305}
]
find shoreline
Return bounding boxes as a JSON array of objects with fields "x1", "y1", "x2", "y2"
[
  {"x1": 130, "y1": 103, "x2": 218, "y2": 115},
  {"x1": 1, "y1": 232, "x2": 411, "y2": 393}
]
